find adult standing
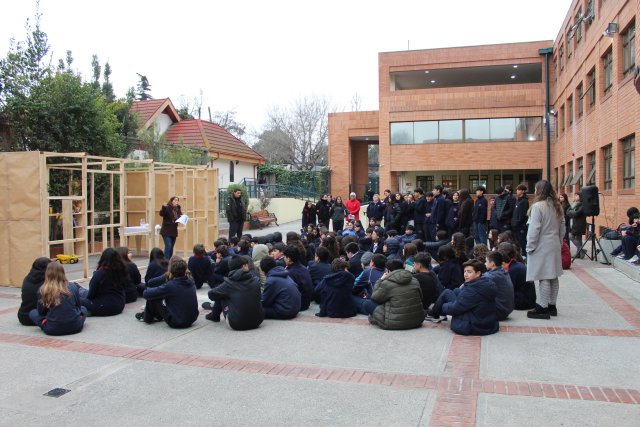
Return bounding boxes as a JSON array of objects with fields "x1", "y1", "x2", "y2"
[
  {"x1": 226, "y1": 189, "x2": 246, "y2": 239},
  {"x1": 458, "y1": 189, "x2": 474, "y2": 238},
  {"x1": 301, "y1": 201, "x2": 317, "y2": 228},
  {"x1": 159, "y1": 196, "x2": 182, "y2": 259},
  {"x1": 345, "y1": 192, "x2": 361, "y2": 221},
  {"x1": 366, "y1": 194, "x2": 384, "y2": 224},
  {"x1": 567, "y1": 192, "x2": 587, "y2": 258},
  {"x1": 473, "y1": 186, "x2": 488, "y2": 244},
  {"x1": 511, "y1": 184, "x2": 529, "y2": 254},
  {"x1": 316, "y1": 194, "x2": 332, "y2": 228},
  {"x1": 413, "y1": 188, "x2": 427, "y2": 240},
  {"x1": 330, "y1": 196, "x2": 348, "y2": 232},
  {"x1": 526, "y1": 180, "x2": 565, "y2": 320}
]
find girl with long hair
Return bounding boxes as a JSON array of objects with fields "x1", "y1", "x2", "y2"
[
  {"x1": 18, "y1": 257, "x2": 52, "y2": 326},
  {"x1": 330, "y1": 196, "x2": 347, "y2": 232},
  {"x1": 301, "y1": 200, "x2": 317, "y2": 228},
  {"x1": 159, "y1": 196, "x2": 182, "y2": 259},
  {"x1": 526, "y1": 180, "x2": 565, "y2": 319},
  {"x1": 80, "y1": 248, "x2": 128, "y2": 316},
  {"x1": 558, "y1": 193, "x2": 571, "y2": 242},
  {"x1": 29, "y1": 262, "x2": 86, "y2": 335},
  {"x1": 115, "y1": 246, "x2": 140, "y2": 303}
]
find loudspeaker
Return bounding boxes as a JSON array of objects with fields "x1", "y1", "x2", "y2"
[{"x1": 581, "y1": 185, "x2": 600, "y2": 217}]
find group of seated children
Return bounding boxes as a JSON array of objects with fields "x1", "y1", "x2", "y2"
[{"x1": 18, "y1": 220, "x2": 539, "y2": 337}]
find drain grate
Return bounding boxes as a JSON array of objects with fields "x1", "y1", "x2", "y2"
[{"x1": 43, "y1": 388, "x2": 70, "y2": 398}]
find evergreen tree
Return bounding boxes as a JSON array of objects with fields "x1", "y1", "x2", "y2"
[
  {"x1": 91, "y1": 54, "x2": 101, "y2": 91},
  {"x1": 136, "y1": 73, "x2": 152, "y2": 100},
  {"x1": 101, "y1": 62, "x2": 115, "y2": 103}
]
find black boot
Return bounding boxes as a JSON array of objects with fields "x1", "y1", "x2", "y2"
[
  {"x1": 547, "y1": 304, "x2": 558, "y2": 316},
  {"x1": 527, "y1": 304, "x2": 551, "y2": 319}
]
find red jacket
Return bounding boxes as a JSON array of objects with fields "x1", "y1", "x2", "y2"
[{"x1": 345, "y1": 199, "x2": 361, "y2": 220}]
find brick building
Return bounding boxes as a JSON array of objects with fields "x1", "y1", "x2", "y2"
[{"x1": 328, "y1": 0, "x2": 639, "y2": 229}]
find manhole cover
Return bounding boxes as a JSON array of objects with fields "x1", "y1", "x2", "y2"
[{"x1": 43, "y1": 388, "x2": 70, "y2": 398}]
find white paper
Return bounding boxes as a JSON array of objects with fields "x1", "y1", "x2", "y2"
[{"x1": 175, "y1": 214, "x2": 189, "y2": 225}]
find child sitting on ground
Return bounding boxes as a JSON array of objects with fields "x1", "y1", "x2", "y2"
[
  {"x1": 18, "y1": 257, "x2": 52, "y2": 326},
  {"x1": 427, "y1": 259, "x2": 499, "y2": 336},
  {"x1": 188, "y1": 244, "x2": 215, "y2": 289},
  {"x1": 260, "y1": 257, "x2": 301, "y2": 319},
  {"x1": 29, "y1": 262, "x2": 87, "y2": 336},
  {"x1": 433, "y1": 245, "x2": 464, "y2": 290},
  {"x1": 315, "y1": 259, "x2": 357, "y2": 318},
  {"x1": 138, "y1": 257, "x2": 198, "y2": 328}
]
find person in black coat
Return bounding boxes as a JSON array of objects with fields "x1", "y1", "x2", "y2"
[
  {"x1": 207, "y1": 256, "x2": 264, "y2": 330},
  {"x1": 143, "y1": 248, "x2": 168, "y2": 294},
  {"x1": 511, "y1": 184, "x2": 530, "y2": 254},
  {"x1": 345, "y1": 242, "x2": 365, "y2": 278},
  {"x1": 188, "y1": 244, "x2": 215, "y2": 289},
  {"x1": 260, "y1": 258, "x2": 301, "y2": 319},
  {"x1": 81, "y1": 248, "x2": 127, "y2": 316},
  {"x1": 413, "y1": 253, "x2": 439, "y2": 310},
  {"x1": 314, "y1": 259, "x2": 357, "y2": 318},
  {"x1": 18, "y1": 257, "x2": 52, "y2": 326},
  {"x1": 434, "y1": 245, "x2": 464, "y2": 290},
  {"x1": 308, "y1": 246, "x2": 332, "y2": 287},
  {"x1": 494, "y1": 187, "x2": 514, "y2": 233},
  {"x1": 139, "y1": 257, "x2": 198, "y2": 328},
  {"x1": 284, "y1": 246, "x2": 314, "y2": 310},
  {"x1": 458, "y1": 189, "x2": 474, "y2": 238},
  {"x1": 316, "y1": 195, "x2": 332, "y2": 228},
  {"x1": 413, "y1": 188, "x2": 428, "y2": 240},
  {"x1": 498, "y1": 242, "x2": 536, "y2": 310},
  {"x1": 115, "y1": 246, "x2": 139, "y2": 303},
  {"x1": 473, "y1": 187, "x2": 489, "y2": 244},
  {"x1": 29, "y1": 262, "x2": 86, "y2": 336},
  {"x1": 301, "y1": 201, "x2": 317, "y2": 228},
  {"x1": 159, "y1": 196, "x2": 182, "y2": 259},
  {"x1": 567, "y1": 192, "x2": 587, "y2": 258}
]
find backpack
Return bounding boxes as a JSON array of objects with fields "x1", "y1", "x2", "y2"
[{"x1": 561, "y1": 239, "x2": 571, "y2": 269}]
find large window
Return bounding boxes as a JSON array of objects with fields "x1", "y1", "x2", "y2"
[
  {"x1": 416, "y1": 176, "x2": 434, "y2": 192},
  {"x1": 603, "y1": 49, "x2": 613, "y2": 95},
  {"x1": 577, "y1": 83, "x2": 584, "y2": 118},
  {"x1": 560, "y1": 105, "x2": 565, "y2": 132},
  {"x1": 568, "y1": 95, "x2": 574, "y2": 125},
  {"x1": 587, "y1": 151, "x2": 596, "y2": 185},
  {"x1": 389, "y1": 117, "x2": 543, "y2": 145},
  {"x1": 575, "y1": 8, "x2": 583, "y2": 44},
  {"x1": 587, "y1": 68, "x2": 596, "y2": 107},
  {"x1": 622, "y1": 135, "x2": 635, "y2": 189},
  {"x1": 560, "y1": 44, "x2": 565, "y2": 71},
  {"x1": 603, "y1": 144, "x2": 613, "y2": 190},
  {"x1": 622, "y1": 22, "x2": 636, "y2": 76},
  {"x1": 469, "y1": 175, "x2": 488, "y2": 191}
]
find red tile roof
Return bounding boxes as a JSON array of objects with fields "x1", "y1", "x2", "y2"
[
  {"x1": 164, "y1": 119, "x2": 265, "y2": 163},
  {"x1": 130, "y1": 98, "x2": 180, "y2": 129}
]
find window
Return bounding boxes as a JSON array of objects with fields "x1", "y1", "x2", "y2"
[
  {"x1": 560, "y1": 44, "x2": 565, "y2": 70},
  {"x1": 553, "y1": 56, "x2": 558, "y2": 81},
  {"x1": 622, "y1": 135, "x2": 635, "y2": 189},
  {"x1": 416, "y1": 176, "x2": 434, "y2": 192},
  {"x1": 587, "y1": 68, "x2": 596, "y2": 107},
  {"x1": 554, "y1": 167, "x2": 559, "y2": 190},
  {"x1": 390, "y1": 122, "x2": 414, "y2": 145},
  {"x1": 494, "y1": 174, "x2": 513, "y2": 190},
  {"x1": 469, "y1": 175, "x2": 488, "y2": 191},
  {"x1": 603, "y1": 49, "x2": 613, "y2": 94},
  {"x1": 564, "y1": 161, "x2": 574, "y2": 188},
  {"x1": 587, "y1": 151, "x2": 596, "y2": 185},
  {"x1": 439, "y1": 120, "x2": 463, "y2": 143},
  {"x1": 577, "y1": 83, "x2": 584, "y2": 117},
  {"x1": 414, "y1": 121, "x2": 438, "y2": 144},
  {"x1": 567, "y1": 32, "x2": 573, "y2": 58},
  {"x1": 465, "y1": 119, "x2": 490, "y2": 141},
  {"x1": 229, "y1": 161, "x2": 235, "y2": 183},
  {"x1": 571, "y1": 157, "x2": 584, "y2": 188},
  {"x1": 622, "y1": 22, "x2": 636, "y2": 76},
  {"x1": 442, "y1": 175, "x2": 458, "y2": 189},
  {"x1": 603, "y1": 144, "x2": 613, "y2": 190},
  {"x1": 560, "y1": 165, "x2": 565, "y2": 189},
  {"x1": 568, "y1": 95, "x2": 574, "y2": 125},
  {"x1": 560, "y1": 105, "x2": 565, "y2": 132},
  {"x1": 575, "y1": 8, "x2": 583, "y2": 44}
]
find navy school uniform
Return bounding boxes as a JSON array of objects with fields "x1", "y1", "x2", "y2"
[
  {"x1": 81, "y1": 268, "x2": 126, "y2": 316},
  {"x1": 143, "y1": 275, "x2": 199, "y2": 328},
  {"x1": 30, "y1": 282, "x2": 86, "y2": 336},
  {"x1": 188, "y1": 255, "x2": 215, "y2": 289}
]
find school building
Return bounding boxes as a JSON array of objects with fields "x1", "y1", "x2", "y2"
[{"x1": 328, "y1": 0, "x2": 639, "y2": 229}]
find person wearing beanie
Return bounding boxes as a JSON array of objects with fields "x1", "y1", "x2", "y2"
[{"x1": 345, "y1": 192, "x2": 361, "y2": 221}]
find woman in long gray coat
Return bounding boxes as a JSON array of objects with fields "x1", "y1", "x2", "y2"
[{"x1": 526, "y1": 180, "x2": 565, "y2": 320}]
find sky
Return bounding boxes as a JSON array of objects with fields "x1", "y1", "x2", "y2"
[{"x1": 1, "y1": 0, "x2": 573, "y2": 141}]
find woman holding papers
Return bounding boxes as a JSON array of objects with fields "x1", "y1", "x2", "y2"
[{"x1": 159, "y1": 196, "x2": 183, "y2": 259}]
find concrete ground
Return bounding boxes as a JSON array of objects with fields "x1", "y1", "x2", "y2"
[{"x1": 1, "y1": 222, "x2": 639, "y2": 426}]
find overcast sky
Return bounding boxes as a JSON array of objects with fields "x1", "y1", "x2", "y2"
[{"x1": 1, "y1": 0, "x2": 572, "y2": 141}]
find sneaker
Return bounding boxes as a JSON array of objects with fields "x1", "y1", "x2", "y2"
[
  {"x1": 201, "y1": 301, "x2": 212, "y2": 310},
  {"x1": 135, "y1": 312, "x2": 145, "y2": 322},
  {"x1": 205, "y1": 311, "x2": 220, "y2": 322},
  {"x1": 527, "y1": 304, "x2": 551, "y2": 320},
  {"x1": 547, "y1": 304, "x2": 558, "y2": 316},
  {"x1": 425, "y1": 312, "x2": 447, "y2": 323},
  {"x1": 629, "y1": 255, "x2": 639, "y2": 263},
  {"x1": 617, "y1": 254, "x2": 627, "y2": 259}
]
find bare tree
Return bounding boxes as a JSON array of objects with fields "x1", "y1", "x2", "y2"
[
  {"x1": 252, "y1": 127, "x2": 295, "y2": 164},
  {"x1": 211, "y1": 109, "x2": 246, "y2": 138},
  {"x1": 350, "y1": 92, "x2": 362, "y2": 112},
  {"x1": 266, "y1": 95, "x2": 331, "y2": 170}
]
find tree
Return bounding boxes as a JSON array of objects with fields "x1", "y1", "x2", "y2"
[
  {"x1": 252, "y1": 127, "x2": 295, "y2": 164},
  {"x1": 350, "y1": 92, "x2": 362, "y2": 112},
  {"x1": 264, "y1": 95, "x2": 331, "y2": 170},
  {"x1": 136, "y1": 73, "x2": 152, "y2": 100},
  {"x1": 91, "y1": 54, "x2": 101, "y2": 91},
  {"x1": 211, "y1": 109, "x2": 246, "y2": 139},
  {"x1": 101, "y1": 62, "x2": 115, "y2": 103}
]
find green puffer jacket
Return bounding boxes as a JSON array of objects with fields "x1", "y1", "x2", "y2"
[{"x1": 368, "y1": 269, "x2": 424, "y2": 330}]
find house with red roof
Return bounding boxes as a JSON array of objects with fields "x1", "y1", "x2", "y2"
[{"x1": 130, "y1": 98, "x2": 265, "y2": 188}]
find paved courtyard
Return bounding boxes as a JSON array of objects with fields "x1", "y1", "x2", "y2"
[{"x1": 0, "y1": 227, "x2": 639, "y2": 426}]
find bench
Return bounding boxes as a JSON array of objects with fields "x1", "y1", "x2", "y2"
[{"x1": 250, "y1": 210, "x2": 278, "y2": 229}]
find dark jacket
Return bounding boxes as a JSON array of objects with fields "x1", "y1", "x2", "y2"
[
  {"x1": 145, "y1": 260, "x2": 168, "y2": 284},
  {"x1": 209, "y1": 269, "x2": 264, "y2": 330},
  {"x1": 18, "y1": 261, "x2": 48, "y2": 326},
  {"x1": 458, "y1": 199, "x2": 474, "y2": 235},
  {"x1": 507, "y1": 260, "x2": 536, "y2": 310},
  {"x1": 348, "y1": 250, "x2": 365, "y2": 277},
  {"x1": 308, "y1": 261, "x2": 332, "y2": 287},
  {"x1": 159, "y1": 204, "x2": 182, "y2": 237},
  {"x1": 286, "y1": 263, "x2": 314, "y2": 311},
  {"x1": 511, "y1": 195, "x2": 529, "y2": 229},
  {"x1": 567, "y1": 201, "x2": 587, "y2": 235},
  {"x1": 445, "y1": 201, "x2": 460, "y2": 233},
  {"x1": 473, "y1": 195, "x2": 488, "y2": 223},
  {"x1": 413, "y1": 271, "x2": 438, "y2": 309},
  {"x1": 124, "y1": 261, "x2": 140, "y2": 303},
  {"x1": 430, "y1": 194, "x2": 446, "y2": 227},
  {"x1": 316, "y1": 200, "x2": 332, "y2": 224},
  {"x1": 81, "y1": 268, "x2": 126, "y2": 316},
  {"x1": 485, "y1": 267, "x2": 514, "y2": 321},
  {"x1": 368, "y1": 269, "x2": 424, "y2": 330},
  {"x1": 442, "y1": 275, "x2": 499, "y2": 336},
  {"x1": 143, "y1": 275, "x2": 199, "y2": 328},
  {"x1": 366, "y1": 201, "x2": 384, "y2": 221},
  {"x1": 386, "y1": 202, "x2": 403, "y2": 231},
  {"x1": 495, "y1": 193, "x2": 514, "y2": 225},
  {"x1": 302, "y1": 205, "x2": 317, "y2": 227},
  {"x1": 226, "y1": 195, "x2": 246, "y2": 223},
  {"x1": 188, "y1": 255, "x2": 215, "y2": 289},
  {"x1": 315, "y1": 270, "x2": 357, "y2": 318},
  {"x1": 385, "y1": 238, "x2": 401, "y2": 260},
  {"x1": 436, "y1": 261, "x2": 464, "y2": 290},
  {"x1": 36, "y1": 282, "x2": 86, "y2": 336},
  {"x1": 261, "y1": 267, "x2": 301, "y2": 319},
  {"x1": 353, "y1": 266, "x2": 385, "y2": 297},
  {"x1": 414, "y1": 196, "x2": 427, "y2": 226}
]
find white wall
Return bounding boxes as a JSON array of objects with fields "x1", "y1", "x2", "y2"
[
  {"x1": 210, "y1": 159, "x2": 256, "y2": 188},
  {"x1": 264, "y1": 198, "x2": 305, "y2": 224},
  {"x1": 154, "y1": 113, "x2": 174, "y2": 137}
]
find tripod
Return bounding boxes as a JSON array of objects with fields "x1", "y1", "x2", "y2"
[{"x1": 573, "y1": 216, "x2": 610, "y2": 264}]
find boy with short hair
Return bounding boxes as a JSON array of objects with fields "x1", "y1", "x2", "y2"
[
  {"x1": 284, "y1": 246, "x2": 314, "y2": 310},
  {"x1": 314, "y1": 259, "x2": 357, "y2": 318},
  {"x1": 484, "y1": 251, "x2": 514, "y2": 321},
  {"x1": 427, "y1": 259, "x2": 499, "y2": 336},
  {"x1": 269, "y1": 242, "x2": 287, "y2": 267},
  {"x1": 187, "y1": 244, "x2": 214, "y2": 289},
  {"x1": 260, "y1": 257, "x2": 301, "y2": 319}
]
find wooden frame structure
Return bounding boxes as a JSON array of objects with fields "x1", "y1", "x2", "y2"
[{"x1": 0, "y1": 151, "x2": 218, "y2": 286}]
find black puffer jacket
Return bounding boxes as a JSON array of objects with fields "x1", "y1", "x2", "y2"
[{"x1": 368, "y1": 269, "x2": 424, "y2": 330}]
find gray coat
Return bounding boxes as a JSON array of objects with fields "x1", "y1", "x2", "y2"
[{"x1": 526, "y1": 200, "x2": 565, "y2": 281}]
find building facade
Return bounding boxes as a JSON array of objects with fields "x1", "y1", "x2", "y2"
[{"x1": 328, "y1": 0, "x2": 638, "y2": 229}]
